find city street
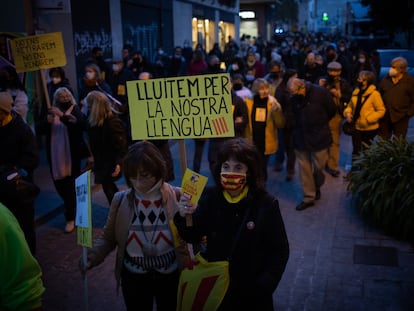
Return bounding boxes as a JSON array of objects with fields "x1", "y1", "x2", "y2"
[{"x1": 34, "y1": 128, "x2": 414, "y2": 310}]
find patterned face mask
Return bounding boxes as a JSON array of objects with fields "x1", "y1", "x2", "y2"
[{"x1": 220, "y1": 172, "x2": 247, "y2": 192}]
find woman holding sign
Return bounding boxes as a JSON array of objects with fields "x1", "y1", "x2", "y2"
[
  {"x1": 79, "y1": 141, "x2": 188, "y2": 311},
  {"x1": 174, "y1": 137, "x2": 289, "y2": 311}
]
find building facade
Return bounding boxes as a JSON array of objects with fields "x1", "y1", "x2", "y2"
[
  {"x1": 239, "y1": 0, "x2": 350, "y2": 40},
  {"x1": 0, "y1": 0, "x2": 240, "y2": 98}
]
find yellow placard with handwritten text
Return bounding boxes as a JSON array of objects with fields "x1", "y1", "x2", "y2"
[
  {"x1": 10, "y1": 32, "x2": 66, "y2": 73},
  {"x1": 181, "y1": 169, "x2": 208, "y2": 205},
  {"x1": 126, "y1": 74, "x2": 235, "y2": 140}
]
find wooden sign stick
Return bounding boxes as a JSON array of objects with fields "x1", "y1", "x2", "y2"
[{"x1": 178, "y1": 139, "x2": 193, "y2": 226}]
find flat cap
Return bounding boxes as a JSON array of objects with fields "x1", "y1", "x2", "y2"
[{"x1": 327, "y1": 61, "x2": 342, "y2": 70}]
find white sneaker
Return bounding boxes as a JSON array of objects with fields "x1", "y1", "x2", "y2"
[{"x1": 65, "y1": 220, "x2": 75, "y2": 233}]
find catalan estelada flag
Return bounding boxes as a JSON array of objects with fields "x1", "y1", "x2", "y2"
[{"x1": 177, "y1": 252, "x2": 229, "y2": 311}]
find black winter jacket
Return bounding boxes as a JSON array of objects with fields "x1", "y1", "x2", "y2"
[
  {"x1": 291, "y1": 83, "x2": 336, "y2": 151},
  {"x1": 88, "y1": 115, "x2": 127, "y2": 183},
  {"x1": 174, "y1": 187, "x2": 289, "y2": 311},
  {"x1": 379, "y1": 72, "x2": 414, "y2": 122},
  {"x1": 0, "y1": 112, "x2": 38, "y2": 178}
]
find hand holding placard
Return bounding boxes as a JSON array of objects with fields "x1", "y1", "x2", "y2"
[{"x1": 180, "y1": 168, "x2": 208, "y2": 226}]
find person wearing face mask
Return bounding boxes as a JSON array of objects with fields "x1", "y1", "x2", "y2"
[
  {"x1": 167, "y1": 46, "x2": 188, "y2": 77},
  {"x1": 88, "y1": 46, "x2": 110, "y2": 80},
  {"x1": 337, "y1": 40, "x2": 354, "y2": 65},
  {"x1": 287, "y1": 78, "x2": 336, "y2": 211},
  {"x1": 378, "y1": 56, "x2": 414, "y2": 140},
  {"x1": 37, "y1": 87, "x2": 89, "y2": 233},
  {"x1": 34, "y1": 67, "x2": 74, "y2": 149},
  {"x1": 175, "y1": 137, "x2": 289, "y2": 311},
  {"x1": 78, "y1": 63, "x2": 112, "y2": 115},
  {"x1": 231, "y1": 73, "x2": 253, "y2": 101},
  {"x1": 105, "y1": 59, "x2": 135, "y2": 145},
  {"x1": 245, "y1": 78, "x2": 285, "y2": 182},
  {"x1": 343, "y1": 71, "x2": 385, "y2": 163},
  {"x1": 80, "y1": 141, "x2": 188, "y2": 311},
  {"x1": 350, "y1": 51, "x2": 376, "y2": 87},
  {"x1": 245, "y1": 50, "x2": 266, "y2": 80},
  {"x1": 300, "y1": 52, "x2": 326, "y2": 84},
  {"x1": 129, "y1": 50, "x2": 154, "y2": 79},
  {"x1": 317, "y1": 61, "x2": 352, "y2": 177},
  {"x1": 264, "y1": 60, "x2": 284, "y2": 95},
  {"x1": 47, "y1": 67, "x2": 73, "y2": 101},
  {"x1": 228, "y1": 56, "x2": 246, "y2": 81}
]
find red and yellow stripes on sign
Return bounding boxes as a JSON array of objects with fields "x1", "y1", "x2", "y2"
[
  {"x1": 177, "y1": 253, "x2": 229, "y2": 311},
  {"x1": 211, "y1": 116, "x2": 229, "y2": 135}
]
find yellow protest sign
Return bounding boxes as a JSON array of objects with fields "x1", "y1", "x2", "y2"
[
  {"x1": 126, "y1": 73, "x2": 235, "y2": 140},
  {"x1": 75, "y1": 170, "x2": 92, "y2": 248},
  {"x1": 10, "y1": 32, "x2": 66, "y2": 73},
  {"x1": 181, "y1": 168, "x2": 208, "y2": 205}
]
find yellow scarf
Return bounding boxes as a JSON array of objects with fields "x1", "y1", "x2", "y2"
[{"x1": 222, "y1": 186, "x2": 249, "y2": 204}]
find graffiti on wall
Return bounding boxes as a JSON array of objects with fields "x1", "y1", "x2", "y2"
[
  {"x1": 73, "y1": 29, "x2": 112, "y2": 56},
  {"x1": 123, "y1": 23, "x2": 158, "y2": 60}
]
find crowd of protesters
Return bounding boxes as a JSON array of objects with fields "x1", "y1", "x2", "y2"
[
  {"x1": 0, "y1": 30, "x2": 413, "y2": 310},
  {"x1": 1, "y1": 30, "x2": 414, "y2": 233}
]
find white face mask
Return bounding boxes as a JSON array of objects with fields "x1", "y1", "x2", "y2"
[
  {"x1": 388, "y1": 68, "x2": 398, "y2": 77},
  {"x1": 112, "y1": 64, "x2": 120, "y2": 72},
  {"x1": 245, "y1": 74, "x2": 254, "y2": 81},
  {"x1": 52, "y1": 77, "x2": 62, "y2": 84},
  {"x1": 130, "y1": 176, "x2": 157, "y2": 194},
  {"x1": 85, "y1": 71, "x2": 95, "y2": 80},
  {"x1": 358, "y1": 58, "x2": 366, "y2": 64},
  {"x1": 232, "y1": 64, "x2": 239, "y2": 71}
]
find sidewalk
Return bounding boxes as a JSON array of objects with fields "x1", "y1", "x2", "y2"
[{"x1": 34, "y1": 124, "x2": 414, "y2": 310}]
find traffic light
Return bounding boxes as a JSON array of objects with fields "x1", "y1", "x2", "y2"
[{"x1": 322, "y1": 12, "x2": 329, "y2": 21}]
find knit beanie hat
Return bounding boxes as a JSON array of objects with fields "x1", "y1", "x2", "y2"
[{"x1": 0, "y1": 92, "x2": 13, "y2": 113}]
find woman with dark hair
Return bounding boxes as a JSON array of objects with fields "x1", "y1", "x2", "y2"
[
  {"x1": 175, "y1": 137, "x2": 289, "y2": 311},
  {"x1": 80, "y1": 141, "x2": 187, "y2": 311},
  {"x1": 47, "y1": 67, "x2": 73, "y2": 101},
  {"x1": 343, "y1": 70, "x2": 386, "y2": 157}
]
